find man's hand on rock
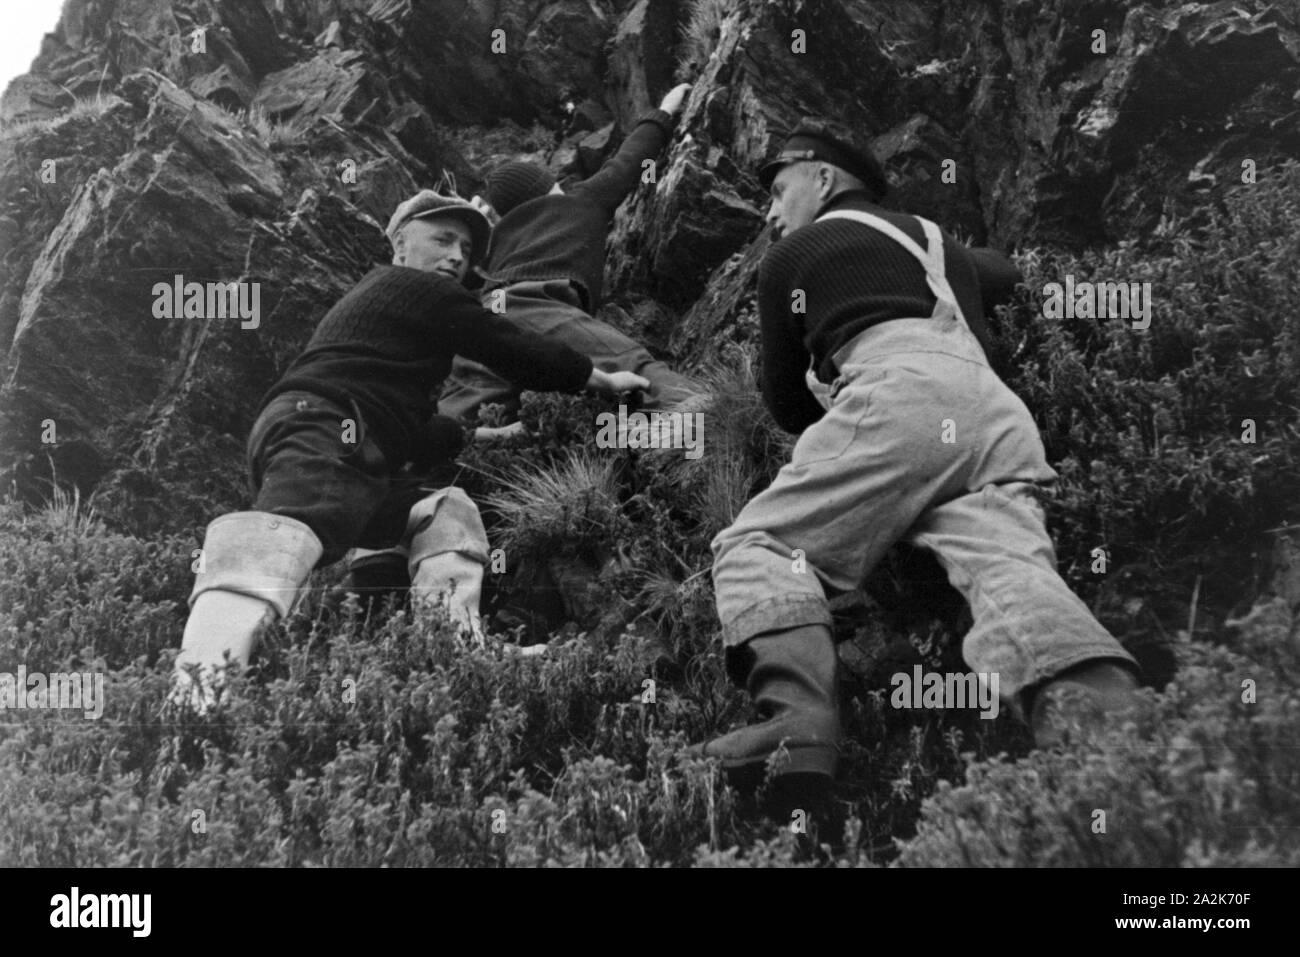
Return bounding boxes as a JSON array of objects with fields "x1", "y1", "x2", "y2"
[
  {"x1": 659, "y1": 83, "x2": 692, "y2": 116},
  {"x1": 588, "y1": 368, "x2": 651, "y2": 396},
  {"x1": 473, "y1": 421, "x2": 530, "y2": 444}
]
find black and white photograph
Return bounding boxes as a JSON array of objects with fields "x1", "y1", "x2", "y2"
[{"x1": 0, "y1": 0, "x2": 1294, "y2": 917}]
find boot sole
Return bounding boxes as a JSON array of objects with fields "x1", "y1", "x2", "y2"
[
  {"x1": 718, "y1": 742, "x2": 837, "y2": 777},
  {"x1": 718, "y1": 743, "x2": 837, "y2": 808},
  {"x1": 725, "y1": 765, "x2": 834, "y2": 821}
]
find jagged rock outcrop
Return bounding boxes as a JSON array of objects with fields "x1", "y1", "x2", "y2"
[
  {"x1": 4, "y1": 73, "x2": 346, "y2": 526},
  {"x1": 968, "y1": 0, "x2": 1300, "y2": 245},
  {"x1": 609, "y1": 0, "x2": 1300, "y2": 365},
  {"x1": 607, "y1": 0, "x2": 683, "y2": 130},
  {"x1": 1, "y1": 0, "x2": 1298, "y2": 528}
]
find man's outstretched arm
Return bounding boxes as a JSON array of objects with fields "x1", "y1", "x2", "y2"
[
  {"x1": 572, "y1": 83, "x2": 691, "y2": 213},
  {"x1": 434, "y1": 278, "x2": 647, "y2": 397}
]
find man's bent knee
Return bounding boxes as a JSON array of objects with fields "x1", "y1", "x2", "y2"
[{"x1": 405, "y1": 487, "x2": 490, "y2": 566}]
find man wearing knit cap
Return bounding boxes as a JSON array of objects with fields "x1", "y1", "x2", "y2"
[
  {"x1": 169, "y1": 190, "x2": 648, "y2": 713},
  {"x1": 438, "y1": 83, "x2": 705, "y2": 429},
  {"x1": 692, "y1": 118, "x2": 1142, "y2": 800},
  {"x1": 485, "y1": 162, "x2": 559, "y2": 221}
]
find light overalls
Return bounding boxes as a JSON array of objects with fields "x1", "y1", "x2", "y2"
[{"x1": 710, "y1": 209, "x2": 1137, "y2": 707}]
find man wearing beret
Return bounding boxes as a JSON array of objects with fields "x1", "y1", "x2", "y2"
[
  {"x1": 169, "y1": 191, "x2": 648, "y2": 712},
  {"x1": 694, "y1": 119, "x2": 1141, "y2": 796},
  {"x1": 438, "y1": 83, "x2": 705, "y2": 430}
]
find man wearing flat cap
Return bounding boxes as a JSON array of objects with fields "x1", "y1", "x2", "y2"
[
  {"x1": 169, "y1": 191, "x2": 648, "y2": 712},
  {"x1": 693, "y1": 118, "x2": 1141, "y2": 797}
]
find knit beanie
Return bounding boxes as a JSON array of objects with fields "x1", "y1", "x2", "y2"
[{"x1": 485, "y1": 161, "x2": 557, "y2": 217}]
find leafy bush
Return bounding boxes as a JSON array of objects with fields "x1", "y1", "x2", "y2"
[
  {"x1": 0, "y1": 491, "x2": 191, "y2": 673},
  {"x1": 987, "y1": 164, "x2": 1300, "y2": 617},
  {"x1": 898, "y1": 598, "x2": 1300, "y2": 866}
]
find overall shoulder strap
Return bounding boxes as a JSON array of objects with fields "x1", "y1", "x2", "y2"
[{"x1": 815, "y1": 208, "x2": 971, "y2": 330}]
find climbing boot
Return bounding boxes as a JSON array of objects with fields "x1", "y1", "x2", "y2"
[
  {"x1": 170, "y1": 511, "x2": 321, "y2": 714},
  {"x1": 1029, "y1": 660, "x2": 1141, "y2": 748},
  {"x1": 693, "y1": 624, "x2": 842, "y2": 802},
  {"x1": 406, "y1": 488, "x2": 490, "y2": 642}
]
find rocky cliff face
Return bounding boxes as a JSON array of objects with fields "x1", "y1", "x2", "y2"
[{"x1": 2, "y1": 0, "x2": 1298, "y2": 532}]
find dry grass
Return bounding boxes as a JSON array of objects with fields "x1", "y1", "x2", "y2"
[
  {"x1": 241, "y1": 105, "x2": 308, "y2": 149},
  {"x1": 0, "y1": 93, "x2": 123, "y2": 139},
  {"x1": 677, "y1": 0, "x2": 736, "y2": 79}
]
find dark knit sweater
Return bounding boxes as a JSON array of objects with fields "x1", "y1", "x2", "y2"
[
  {"x1": 757, "y1": 190, "x2": 1023, "y2": 434},
  {"x1": 482, "y1": 109, "x2": 674, "y2": 311},
  {"x1": 263, "y1": 265, "x2": 594, "y2": 466}
]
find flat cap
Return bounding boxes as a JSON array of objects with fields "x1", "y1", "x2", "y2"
[
  {"x1": 386, "y1": 190, "x2": 491, "y2": 265},
  {"x1": 758, "y1": 117, "x2": 889, "y2": 199}
]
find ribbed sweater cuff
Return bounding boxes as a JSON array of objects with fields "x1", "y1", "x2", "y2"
[{"x1": 640, "y1": 108, "x2": 674, "y2": 138}]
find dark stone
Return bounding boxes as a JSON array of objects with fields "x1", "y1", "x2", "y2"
[
  {"x1": 606, "y1": 0, "x2": 684, "y2": 130},
  {"x1": 1, "y1": 76, "x2": 288, "y2": 508},
  {"x1": 252, "y1": 48, "x2": 384, "y2": 123},
  {"x1": 190, "y1": 63, "x2": 256, "y2": 110},
  {"x1": 568, "y1": 98, "x2": 612, "y2": 135},
  {"x1": 216, "y1": 0, "x2": 292, "y2": 78}
]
